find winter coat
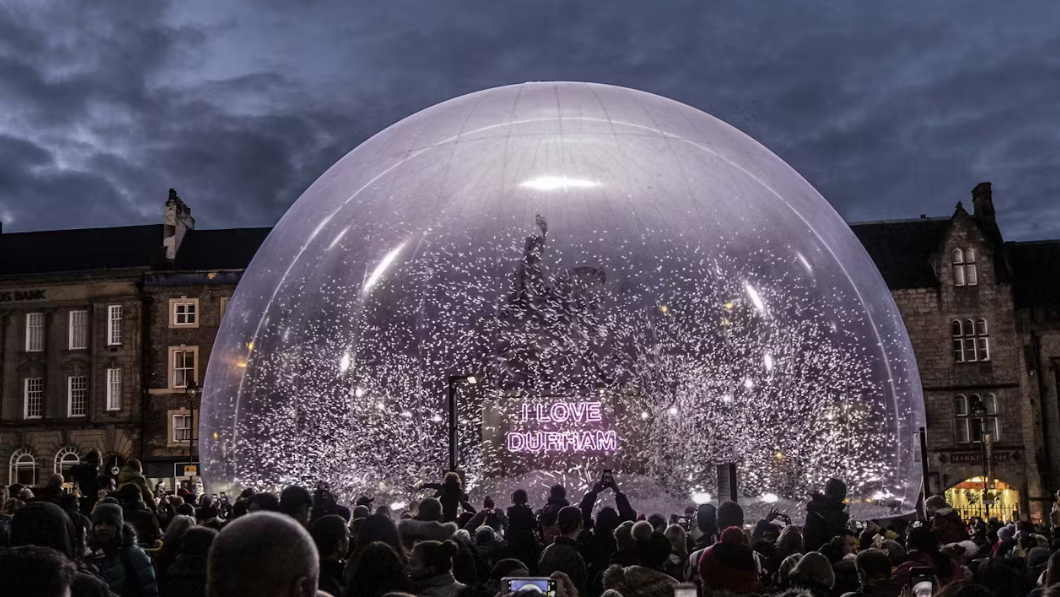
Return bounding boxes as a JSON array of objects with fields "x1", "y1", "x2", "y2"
[
  {"x1": 931, "y1": 508, "x2": 969, "y2": 545},
  {"x1": 122, "y1": 504, "x2": 161, "y2": 546},
  {"x1": 840, "y1": 578, "x2": 902, "y2": 597},
  {"x1": 539, "y1": 536, "x2": 589, "y2": 597},
  {"x1": 161, "y1": 552, "x2": 208, "y2": 597},
  {"x1": 422, "y1": 483, "x2": 472, "y2": 523},
  {"x1": 506, "y1": 504, "x2": 542, "y2": 571},
  {"x1": 95, "y1": 545, "x2": 160, "y2": 597},
  {"x1": 603, "y1": 564, "x2": 678, "y2": 597},
  {"x1": 397, "y1": 518, "x2": 458, "y2": 550},
  {"x1": 894, "y1": 551, "x2": 964, "y2": 589},
  {"x1": 803, "y1": 494, "x2": 849, "y2": 553},
  {"x1": 831, "y1": 557, "x2": 861, "y2": 597},
  {"x1": 116, "y1": 466, "x2": 154, "y2": 509},
  {"x1": 414, "y1": 572, "x2": 466, "y2": 597},
  {"x1": 317, "y1": 559, "x2": 345, "y2": 597}
]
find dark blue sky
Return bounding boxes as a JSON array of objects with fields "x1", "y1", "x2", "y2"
[{"x1": 0, "y1": 0, "x2": 1057, "y2": 239}]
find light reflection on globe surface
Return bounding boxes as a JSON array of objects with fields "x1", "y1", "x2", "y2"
[{"x1": 201, "y1": 82, "x2": 923, "y2": 519}]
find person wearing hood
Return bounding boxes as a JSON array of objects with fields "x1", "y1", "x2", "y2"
[
  {"x1": 804, "y1": 479, "x2": 850, "y2": 554},
  {"x1": 603, "y1": 531, "x2": 679, "y2": 597},
  {"x1": 780, "y1": 551, "x2": 836, "y2": 597},
  {"x1": 409, "y1": 539, "x2": 467, "y2": 597},
  {"x1": 397, "y1": 497, "x2": 459, "y2": 551},
  {"x1": 161, "y1": 526, "x2": 216, "y2": 597},
  {"x1": 474, "y1": 525, "x2": 509, "y2": 577},
  {"x1": 698, "y1": 526, "x2": 761, "y2": 595},
  {"x1": 925, "y1": 496, "x2": 969, "y2": 545},
  {"x1": 10, "y1": 501, "x2": 115, "y2": 597},
  {"x1": 310, "y1": 514, "x2": 350, "y2": 597},
  {"x1": 506, "y1": 489, "x2": 542, "y2": 573},
  {"x1": 539, "y1": 484, "x2": 571, "y2": 545},
  {"x1": 90, "y1": 499, "x2": 159, "y2": 597},
  {"x1": 894, "y1": 527, "x2": 962, "y2": 589},
  {"x1": 115, "y1": 459, "x2": 155, "y2": 510},
  {"x1": 117, "y1": 483, "x2": 161, "y2": 547},
  {"x1": 539, "y1": 506, "x2": 589, "y2": 597}
]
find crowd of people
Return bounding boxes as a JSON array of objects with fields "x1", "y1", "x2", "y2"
[{"x1": 1, "y1": 454, "x2": 1059, "y2": 597}]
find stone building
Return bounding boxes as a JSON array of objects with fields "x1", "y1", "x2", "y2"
[{"x1": 853, "y1": 182, "x2": 1060, "y2": 521}]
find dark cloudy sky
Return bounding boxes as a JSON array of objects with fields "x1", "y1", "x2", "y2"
[{"x1": 1, "y1": 1, "x2": 1057, "y2": 239}]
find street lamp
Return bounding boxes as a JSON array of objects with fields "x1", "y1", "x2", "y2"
[
  {"x1": 973, "y1": 405, "x2": 991, "y2": 519},
  {"x1": 446, "y1": 375, "x2": 479, "y2": 473}
]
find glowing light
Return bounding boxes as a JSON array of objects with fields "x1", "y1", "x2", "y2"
[
  {"x1": 375, "y1": 402, "x2": 385, "y2": 410},
  {"x1": 328, "y1": 226, "x2": 350, "y2": 251},
  {"x1": 744, "y1": 282, "x2": 767, "y2": 315},
  {"x1": 774, "y1": 452, "x2": 785, "y2": 459},
  {"x1": 761, "y1": 493, "x2": 779, "y2": 503},
  {"x1": 721, "y1": 394, "x2": 733, "y2": 404},
  {"x1": 743, "y1": 378, "x2": 754, "y2": 389},
  {"x1": 236, "y1": 360, "x2": 247, "y2": 368},
  {"x1": 640, "y1": 411, "x2": 650, "y2": 420},
  {"x1": 724, "y1": 301, "x2": 735, "y2": 310},
  {"x1": 339, "y1": 353, "x2": 351, "y2": 372},
  {"x1": 400, "y1": 410, "x2": 413, "y2": 418},
  {"x1": 354, "y1": 387, "x2": 365, "y2": 398},
  {"x1": 692, "y1": 492, "x2": 712, "y2": 505},
  {"x1": 247, "y1": 342, "x2": 254, "y2": 351},
  {"x1": 507, "y1": 430, "x2": 617, "y2": 452},
  {"x1": 466, "y1": 375, "x2": 478, "y2": 385},
  {"x1": 660, "y1": 305, "x2": 669, "y2": 314},
  {"x1": 362, "y1": 242, "x2": 406, "y2": 295},
  {"x1": 519, "y1": 175, "x2": 599, "y2": 191},
  {"x1": 796, "y1": 252, "x2": 813, "y2": 273},
  {"x1": 390, "y1": 501, "x2": 407, "y2": 510},
  {"x1": 668, "y1": 406, "x2": 678, "y2": 416},
  {"x1": 764, "y1": 353, "x2": 774, "y2": 371},
  {"x1": 431, "y1": 414, "x2": 443, "y2": 423}
]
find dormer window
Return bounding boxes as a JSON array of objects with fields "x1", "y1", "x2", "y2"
[{"x1": 952, "y1": 248, "x2": 978, "y2": 287}]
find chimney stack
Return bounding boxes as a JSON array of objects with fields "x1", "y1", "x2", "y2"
[
  {"x1": 971, "y1": 182, "x2": 995, "y2": 223},
  {"x1": 163, "y1": 188, "x2": 195, "y2": 261}
]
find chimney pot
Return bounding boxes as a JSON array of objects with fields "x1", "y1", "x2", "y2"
[{"x1": 971, "y1": 181, "x2": 995, "y2": 222}]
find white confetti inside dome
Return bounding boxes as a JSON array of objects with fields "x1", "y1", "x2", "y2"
[{"x1": 201, "y1": 82, "x2": 924, "y2": 518}]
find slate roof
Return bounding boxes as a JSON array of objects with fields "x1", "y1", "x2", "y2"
[
  {"x1": 0, "y1": 224, "x2": 164, "y2": 277},
  {"x1": 169, "y1": 227, "x2": 272, "y2": 271},
  {"x1": 1007, "y1": 240, "x2": 1060, "y2": 310},
  {"x1": 849, "y1": 218, "x2": 950, "y2": 289}
]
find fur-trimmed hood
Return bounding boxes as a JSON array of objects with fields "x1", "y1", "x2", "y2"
[{"x1": 603, "y1": 565, "x2": 677, "y2": 597}]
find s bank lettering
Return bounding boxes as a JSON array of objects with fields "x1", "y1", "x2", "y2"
[{"x1": 0, "y1": 290, "x2": 47, "y2": 302}]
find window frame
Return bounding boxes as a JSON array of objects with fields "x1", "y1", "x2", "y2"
[
  {"x1": 965, "y1": 249, "x2": 978, "y2": 286},
  {"x1": 68, "y1": 309, "x2": 88, "y2": 350},
  {"x1": 169, "y1": 345, "x2": 199, "y2": 389},
  {"x1": 54, "y1": 447, "x2": 80, "y2": 476},
  {"x1": 169, "y1": 297, "x2": 200, "y2": 328},
  {"x1": 173, "y1": 412, "x2": 193, "y2": 443},
  {"x1": 9, "y1": 449, "x2": 36, "y2": 487},
  {"x1": 952, "y1": 249, "x2": 966, "y2": 286},
  {"x1": 220, "y1": 296, "x2": 231, "y2": 321},
  {"x1": 67, "y1": 375, "x2": 88, "y2": 418},
  {"x1": 954, "y1": 392, "x2": 1000, "y2": 444},
  {"x1": 107, "y1": 304, "x2": 123, "y2": 346},
  {"x1": 24, "y1": 377, "x2": 44, "y2": 419},
  {"x1": 106, "y1": 368, "x2": 122, "y2": 411},
  {"x1": 26, "y1": 312, "x2": 44, "y2": 352},
  {"x1": 953, "y1": 317, "x2": 990, "y2": 363}
]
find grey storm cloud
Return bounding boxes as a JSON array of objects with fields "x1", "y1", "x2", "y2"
[{"x1": 0, "y1": 0, "x2": 1057, "y2": 239}]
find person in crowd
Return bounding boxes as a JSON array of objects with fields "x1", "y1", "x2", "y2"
[
  {"x1": 925, "y1": 496, "x2": 970, "y2": 545},
  {"x1": 539, "y1": 484, "x2": 570, "y2": 545},
  {"x1": 161, "y1": 526, "x2": 216, "y2": 597},
  {"x1": 280, "y1": 485, "x2": 315, "y2": 528},
  {"x1": 207, "y1": 511, "x2": 319, "y2": 597},
  {"x1": 994, "y1": 525, "x2": 1017, "y2": 558},
  {"x1": 409, "y1": 539, "x2": 466, "y2": 597},
  {"x1": 116, "y1": 459, "x2": 155, "y2": 508},
  {"x1": 505, "y1": 488, "x2": 541, "y2": 573},
  {"x1": 697, "y1": 526, "x2": 760, "y2": 595},
  {"x1": 154, "y1": 514, "x2": 195, "y2": 587},
  {"x1": 783, "y1": 551, "x2": 836, "y2": 597},
  {"x1": 1027, "y1": 551, "x2": 1060, "y2": 597},
  {"x1": 117, "y1": 483, "x2": 161, "y2": 547},
  {"x1": 39, "y1": 472, "x2": 67, "y2": 504},
  {"x1": 10, "y1": 500, "x2": 114, "y2": 597},
  {"x1": 978, "y1": 557, "x2": 1033, "y2": 597},
  {"x1": 247, "y1": 491, "x2": 281, "y2": 513},
  {"x1": 647, "y1": 514, "x2": 667, "y2": 533},
  {"x1": 804, "y1": 479, "x2": 850, "y2": 554},
  {"x1": 841, "y1": 548, "x2": 899, "y2": 597},
  {"x1": 603, "y1": 532, "x2": 679, "y2": 597},
  {"x1": 398, "y1": 497, "x2": 459, "y2": 550},
  {"x1": 90, "y1": 499, "x2": 159, "y2": 597},
  {"x1": 663, "y1": 524, "x2": 688, "y2": 580},
  {"x1": 685, "y1": 504, "x2": 719, "y2": 582},
  {"x1": 344, "y1": 541, "x2": 414, "y2": 597},
  {"x1": 473, "y1": 525, "x2": 509, "y2": 578},
  {"x1": 716, "y1": 501, "x2": 745, "y2": 534},
  {"x1": 777, "y1": 525, "x2": 804, "y2": 562},
  {"x1": 0, "y1": 544, "x2": 78, "y2": 597},
  {"x1": 0, "y1": 486, "x2": 10, "y2": 548},
  {"x1": 820, "y1": 536, "x2": 860, "y2": 597},
  {"x1": 311, "y1": 514, "x2": 350, "y2": 597},
  {"x1": 2, "y1": 497, "x2": 25, "y2": 516},
  {"x1": 1026, "y1": 548, "x2": 1052, "y2": 594},
  {"x1": 894, "y1": 527, "x2": 962, "y2": 589},
  {"x1": 880, "y1": 540, "x2": 905, "y2": 570},
  {"x1": 539, "y1": 506, "x2": 588, "y2": 597},
  {"x1": 614, "y1": 521, "x2": 638, "y2": 567},
  {"x1": 418, "y1": 473, "x2": 474, "y2": 524},
  {"x1": 488, "y1": 558, "x2": 531, "y2": 596},
  {"x1": 194, "y1": 494, "x2": 220, "y2": 523}
]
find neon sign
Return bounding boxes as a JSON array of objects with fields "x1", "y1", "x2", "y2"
[{"x1": 506, "y1": 401, "x2": 617, "y2": 452}]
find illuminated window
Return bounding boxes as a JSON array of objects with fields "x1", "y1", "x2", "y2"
[
  {"x1": 68, "y1": 310, "x2": 88, "y2": 350},
  {"x1": 170, "y1": 297, "x2": 199, "y2": 328},
  {"x1": 107, "y1": 305, "x2": 123, "y2": 346},
  {"x1": 26, "y1": 312, "x2": 44, "y2": 352}
]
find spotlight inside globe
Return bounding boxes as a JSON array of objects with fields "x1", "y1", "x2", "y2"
[{"x1": 201, "y1": 82, "x2": 924, "y2": 518}]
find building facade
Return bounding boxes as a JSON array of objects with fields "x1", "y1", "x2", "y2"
[{"x1": 1, "y1": 182, "x2": 1057, "y2": 521}]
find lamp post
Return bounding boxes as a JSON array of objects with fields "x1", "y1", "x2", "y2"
[
  {"x1": 446, "y1": 375, "x2": 478, "y2": 473},
  {"x1": 185, "y1": 380, "x2": 200, "y2": 474},
  {"x1": 974, "y1": 405, "x2": 990, "y2": 519}
]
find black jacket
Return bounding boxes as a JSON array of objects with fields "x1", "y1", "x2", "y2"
[
  {"x1": 162, "y1": 553, "x2": 208, "y2": 597},
  {"x1": 539, "y1": 536, "x2": 588, "y2": 597},
  {"x1": 802, "y1": 494, "x2": 848, "y2": 553},
  {"x1": 506, "y1": 504, "x2": 542, "y2": 571}
]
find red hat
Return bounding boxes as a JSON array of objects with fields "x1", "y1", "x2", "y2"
[{"x1": 699, "y1": 526, "x2": 760, "y2": 595}]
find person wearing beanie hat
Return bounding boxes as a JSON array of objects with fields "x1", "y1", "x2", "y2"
[
  {"x1": 603, "y1": 534, "x2": 678, "y2": 597},
  {"x1": 91, "y1": 498, "x2": 159, "y2": 597},
  {"x1": 698, "y1": 526, "x2": 761, "y2": 595},
  {"x1": 994, "y1": 524, "x2": 1017, "y2": 558}
]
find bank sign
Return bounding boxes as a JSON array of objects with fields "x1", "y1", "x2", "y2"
[{"x1": 0, "y1": 289, "x2": 47, "y2": 302}]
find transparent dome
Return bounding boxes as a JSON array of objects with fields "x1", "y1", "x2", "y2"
[{"x1": 201, "y1": 82, "x2": 923, "y2": 517}]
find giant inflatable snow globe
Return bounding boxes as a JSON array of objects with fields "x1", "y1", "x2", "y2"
[{"x1": 201, "y1": 82, "x2": 924, "y2": 520}]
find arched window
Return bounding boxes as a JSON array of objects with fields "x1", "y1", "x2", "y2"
[
  {"x1": 54, "y1": 447, "x2": 81, "y2": 481},
  {"x1": 984, "y1": 393, "x2": 1001, "y2": 440},
  {"x1": 965, "y1": 249, "x2": 978, "y2": 285},
  {"x1": 954, "y1": 393, "x2": 1000, "y2": 444},
  {"x1": 954, "y1": 318, "x2": 990, "y2": 362},
  {"x1": 952, "y1": 249, "x2": 966, "y2": 286},
  {"x1": 9, "y1": 448, "x2": 37, "y2": 486},
  {"x1": 955, "y1": 395, "x2": 971, "y2": 443}
]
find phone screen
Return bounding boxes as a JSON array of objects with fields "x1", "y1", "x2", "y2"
[
  {"x1": 601, "y1": 469, "x2": 613, "y2": 487},
  {"x1": 505, "y1": 578, "x2": 556, "y2": 597},
  {"x1": 674, "y1": 584, "x2": 697, "y2": 597},
  {"x1": 910, "y1": 567, "x2": 935, "y2": 597}
]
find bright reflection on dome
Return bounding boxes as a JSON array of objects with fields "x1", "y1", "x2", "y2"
[{"x1": 200, "y1": 82, "x2": 924, "y2": 519}]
